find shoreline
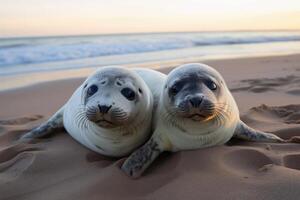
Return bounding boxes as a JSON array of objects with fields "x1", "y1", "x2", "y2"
[
  {"x1": 1, "y1": 53, "x2": 299, "y2": 118},
  {"x1": 2, "y1": 29, "x2": 300, "y2": 40},
  {"x1": 1, "y1": 52, "x2": 300, "y2": 92}
]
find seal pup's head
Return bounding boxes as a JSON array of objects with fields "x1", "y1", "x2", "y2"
[
  {"x1": 81, "y1": 66, "x2": 151, "y2": 128},
  {"x1": 162, "y1": 63, "x2": 235, "y2": 123}
]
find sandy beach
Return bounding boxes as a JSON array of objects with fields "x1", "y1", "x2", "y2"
[{"x1": 1, "y1": 54, "x2": 300, "y2": 200}]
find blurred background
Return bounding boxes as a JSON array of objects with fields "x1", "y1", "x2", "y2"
[{"x1": 0, "y1": 0, "x2": 300, "y2": 75}]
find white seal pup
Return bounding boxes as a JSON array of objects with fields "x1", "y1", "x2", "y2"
[
  {"x1": 122, "y1": 63, "x2": 287, "y2": 178},
  {"x1": 134, "y1": 68, "x2": 167, "y2": 111},
  {"x1": 21, "y1": 66, "x2": 153, "y2": 157}
]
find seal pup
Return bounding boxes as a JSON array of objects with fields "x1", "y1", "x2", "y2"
[
  {"x1": 21, "y1": 66, "x2": 153, "y2": 157},
  {"x1": 122, "y1": 63, "x2": 287, "y2": 178},
  {"x1": 134, "y1": 68, "x2": 167, "y2": 111}
]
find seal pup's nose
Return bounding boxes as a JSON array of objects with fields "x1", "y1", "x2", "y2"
[
  {"x1": 98, "y1": 105, "x2": 112, "y2": 114},
  {"x1": 189, "y1": 96, "x2": 203, "y2": 108}
]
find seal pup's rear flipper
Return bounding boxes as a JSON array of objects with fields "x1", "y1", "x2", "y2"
[
  {"x1": 233, "y1": 121, "x2": 285, "y2": 143},
  {"x1": 20, "y1": 106, "x2": 65, "y2": 140}
]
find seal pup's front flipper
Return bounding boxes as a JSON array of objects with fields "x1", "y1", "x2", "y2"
[
  {"x1": 233, "y1": 121, "x2": 285, "y2": 143},
  {"x1": 20, "y1": 106, "x2": 65, "y2": 140},
  {"x1": 121, "y1": 133, "x2": 167, "y2": 178}
]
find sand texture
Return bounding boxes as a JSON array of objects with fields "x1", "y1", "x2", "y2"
[{"x1": 0, "y1": 54, "x2": 300, "y2": 200}]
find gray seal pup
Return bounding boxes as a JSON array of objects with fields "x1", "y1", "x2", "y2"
[
  {"x1": 122, "y1": 63, "x2": 288, "y2": 178},
  {"x1": 21, "y1": 66, "x2": 153, "y2": 157}
]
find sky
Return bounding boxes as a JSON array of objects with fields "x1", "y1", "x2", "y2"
[{"x1": 1, "y1": 0, "x2": 300, "y2": 37}]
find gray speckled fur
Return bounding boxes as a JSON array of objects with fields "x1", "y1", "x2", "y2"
[
  {"x1": 21, "y1": 107, "x2": 64, "y2": 139},
  {"x1": 121, "y1": 137, "x2": 162, "y2": 178},
  {"x1": 234, "y1": 121, "x2": 284, "y2": 142}
]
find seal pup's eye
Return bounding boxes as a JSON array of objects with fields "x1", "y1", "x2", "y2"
[
  {"x1": 206, "y1": 80, "x2": 217, "y2": 91},
  {"x1": 87, "y1": 85, "x2": 98, "y2": 97},
  {"x1": 116, "y1": 81, "x2": 122, "y2": 86},
  {"x1": 121, "y1": 88, "x2": 136, "y2": 101},
  {"x1": 169, "y1": 85, "x2": 180, "y2": 95},
  {"x1": 169, "y1": 81, "x2": 184, "y2": 95}
]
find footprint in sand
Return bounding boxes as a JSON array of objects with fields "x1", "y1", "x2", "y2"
[
  {"x1": 230, "y1": 75, "x2": 300, "y2": 95},
  {"x1": 283, "y1": 154, "x2": 300, "y2": 171},
  {"x1": 238, "y1": 104, "x2": 300, "y2": 173},
  {"x1": 0, "y1": 115, "x2": 43, "y2": 145},
  {"x1": 0, "y1": 143, "x2": 42, "y2": 181},
  {"x1": 0, "y1": 152, "x2": 35, "y2": 181},
  {"x1": 222, "y1": 149, "x2": 274, "y2": 176},
  {"x1": 243, "y1": 104, "x2": 300, "y2": 125},
  {"x1": 0, "y1": 115, "x2": 43, "y2": 126}
]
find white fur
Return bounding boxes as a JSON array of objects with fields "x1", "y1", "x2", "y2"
[
  {"x1": 136, "y1": 64, "x2": 240, "y2": 152},
  {"x1": 63, "y1": 67, "x2": 153, "y2": 157},
  {"x1": 134, "y1": 68, "x2": 166, "y2": 109}
]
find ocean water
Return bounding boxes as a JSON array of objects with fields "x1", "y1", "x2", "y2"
[{"x1": 1, "y1": 31, "x2": 300, "y2": 75}]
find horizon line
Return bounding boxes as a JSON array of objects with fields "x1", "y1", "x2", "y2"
[{"x1": 1, "y1": 29, "x2": 300, "y2": 40}]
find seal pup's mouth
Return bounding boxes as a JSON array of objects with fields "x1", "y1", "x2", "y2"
[
  {"x1": 188, "y1": 113, "x2": 207, "y2": 121},
  {"x1": 95, "y1": 119, "x2": 115, "y2": 127},
  {"x1": 187, "y1": 113, "x2": 216, "y2": 122},
  {"x1": 96, "y1": 119, "x2": 113, "y2": 124}
]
